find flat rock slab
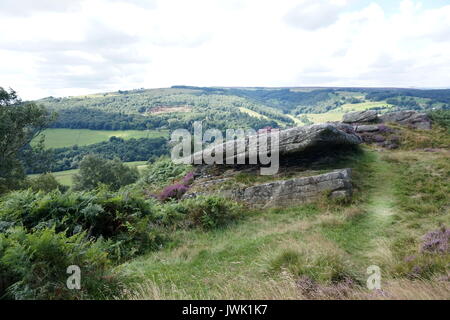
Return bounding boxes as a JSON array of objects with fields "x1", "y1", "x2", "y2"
[{"x1": 228, "y1": 168, "x2": 352, "y2": 208}]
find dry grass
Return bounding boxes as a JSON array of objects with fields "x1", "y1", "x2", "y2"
[
  {"x1": 126, "y1": 274, "x2": 305, "y2": 300},
  {"x1": 353, "y1": 279, "x2": 450, "y2": 300},
  {"x1": 126, "y1": 277, "x2": 449, "y2": 300}
]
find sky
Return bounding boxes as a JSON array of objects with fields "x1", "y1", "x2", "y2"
[{"x1": 0, "y1": 0, "x2": 449, "y2": 100}]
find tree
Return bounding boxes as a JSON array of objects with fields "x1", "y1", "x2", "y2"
[
  {"x1": 73, "y1": 154, "x2": 139, "y2": 191},
  {"x1": 27, "y1": 173, "x2": 67, "y2": 193},
  {"x1": 0, "y1": 87, "x2": 55, "y2": 194},
  {"x1": 19, "y1": 135, "x2": 55, "y2": 173}
]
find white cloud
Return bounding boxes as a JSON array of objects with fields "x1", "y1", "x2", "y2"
[
  {"x1": 284, "y1": 0, "x2": 352, "y2": 31},
  {"x1": 0, "y1": 0, "x2": 450, "y2": 99},
  {"x1": 0, "y1": 0, "x2": 82, "y2": 16}
]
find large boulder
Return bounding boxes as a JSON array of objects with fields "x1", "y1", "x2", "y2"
[
  {"x1": 343, "y1": 110, "x2": 378, "y2": 124},
  {"x1": 186, "y1": 123, "x2": 362, "y2": 164},
  {"x1": 229, "y1": 168, "x2": 353, "y2": 208},
  {"x1": 379, "y1": 111, "x2": 431, "y2": 130}
]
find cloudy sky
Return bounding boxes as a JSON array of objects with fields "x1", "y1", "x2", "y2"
[{"x1": 0, "y1": 0, "x2": 449, "y2": 99}]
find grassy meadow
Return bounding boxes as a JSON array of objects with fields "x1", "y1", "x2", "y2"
[{"x1": 35, "y1": 128, "x2": 169, "y2": 149}]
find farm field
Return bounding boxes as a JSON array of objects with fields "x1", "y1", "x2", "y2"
[
  {"x1": 29, "y1": 161, "x2": 149, "y2": 186},
  {"x1": 35, "y1": 128, "x2": 169, "y2": 149},
  {"x1": 334, "y1": 101, "x2": 393, "y2": 113}
]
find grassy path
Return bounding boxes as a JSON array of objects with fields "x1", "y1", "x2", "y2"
[
  {"x1": 366, "y1": 154, "x2": 396, "y2": 220},
  {"x1": 361, "y1": 154, "x2": 397, "y2": 266},
  {"x1": 319, "y1": 152, "x2": 398, "y2": 266}
]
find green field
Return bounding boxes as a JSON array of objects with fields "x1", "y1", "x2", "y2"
[
  {"x1": 238, "y1": 107, "x2": 268, "y2": 119},
  {"x1": 35, "y1": 129, "x2": 169, "y2": 149},
  {"x1": 29, "y1": 161, "x2": 149, "y2": 186}
]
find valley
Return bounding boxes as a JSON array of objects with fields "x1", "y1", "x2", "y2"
[{"x1": 2, "y1": 0, "x2": 450, "y2": 305}]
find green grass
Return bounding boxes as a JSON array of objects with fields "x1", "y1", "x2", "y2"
[
  {"x1": 49, "y1": 169, "x2": 79, "y2": 186},
  {"x1": 122, "y1": 204, "x2": 323, "y2": 299},
  {"x1": 121, "y1": 146, "x2": 449, "y2": 299},
  {"x1": 29, "y1": 161, "x2": 148, "y2": 186},
  {"x1": 319, "y1": 153, "x2": 395, "y2": 264},
  {"x1": 34, "y1": 128, "x2": 169, "y2": 149}
]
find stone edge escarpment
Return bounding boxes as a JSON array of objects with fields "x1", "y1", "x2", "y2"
[
  {"x1": 226, "y1": 168, "x2": 352, "y2": 208},
  {"x1": 343, "y1": 110, "x2": 431, "y2": 130}
]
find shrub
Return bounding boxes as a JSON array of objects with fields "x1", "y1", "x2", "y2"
[
  {"x1": 180, "y1": 196, "x2": 243, "y2": 230},
  {"x1": 394, "y1": 253, "x2": 448, "y2": 280},
  {"x1": 158, "y1": 183, "x2": 189, "y2": 201},
  {"x1": 154, "y1": 171, "x2": 195, "y2": 202},
  {"x1": 157, "y1": 195, "x2": 243, "y2": 230},
  {"x1": 155, "y1": 201, "x2": 189, "y2": 229},
  {"x1": 428, "y1": 109, "x2": 450, "y2": 132},
  {"x1": 27, "y1": 173, "x2": 68, "y2": 193},
  {"x1": 182, "y1": 172, "x2": 195, "y2": 185},
  {"x1": 0, "y1": 227, "x2": 123, "y2": 300},
  {"x1": 73, "y1": 155, "x2": 139, "y2": 191},
  {"x1": 392, "y1": 227, "x2": 449, "y2": 280},
  {"x1": 421, "y1": 226, "x2": 449, "y2": 254},
  {"x1": 0, "y1": 189, "x2": 164, "y2": 261},
  {"x1": 140, "y1": 157, "x2": 190, "y2": 189}
]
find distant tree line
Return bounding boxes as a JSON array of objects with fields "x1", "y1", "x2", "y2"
[
  {"x1": 50, "y1": 107, "x2": 168, "y2": 130},
  {"x1": 365, "y1": 89, "x2": 450, "y2": 104},
  {"x1": 386, "y1": 97, "x2": 420, "y2": 109},
  {"x1": 48, "y1": 105, "x2": 280, "y2": 132},
  {"x1": 172, "y1": 86, "x2": 336, "y2": 113},
  {"x1": 24, "y1": 136, "x2": 169, "y2": 173}
]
